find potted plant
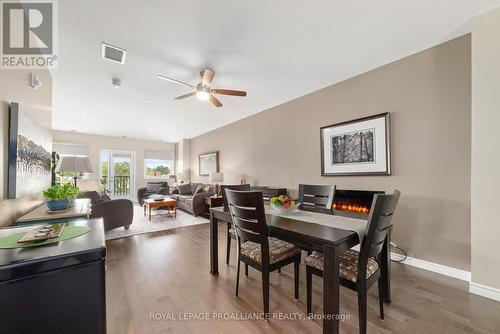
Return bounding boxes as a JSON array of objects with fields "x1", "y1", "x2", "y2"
[{"x1": 43, "y1": 183, "x2": 81, "y2": 211}]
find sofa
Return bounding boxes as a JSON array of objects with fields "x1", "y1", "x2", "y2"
[
  {"x1": 137, "y1": 181, "x2": 170, "y2": 206},
  {"x1": 78, "y1": 191, "x2": 134, "y2": 231},
  {"x1": 170, "y1": 182, "x2": 214, "y2": 216}
]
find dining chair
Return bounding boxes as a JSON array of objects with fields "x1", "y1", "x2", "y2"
[
  {"x1": 221, "y1": 184, "x2": 251, "y2": 265},
  {"x1": 305, "y1": 190, "x2": 400, "y2": 334},
  {"x1": 225, "y1": 189, "x2": 301, "y2": 319},
  {"x1": 298, "y1": 184, "x2": 335, "y2": 214}
]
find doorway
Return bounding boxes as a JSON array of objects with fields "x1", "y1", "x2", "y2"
[{"x1": 100, "y1": 150, "x2": 135, "y2": 200}]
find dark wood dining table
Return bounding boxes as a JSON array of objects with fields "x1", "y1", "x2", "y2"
[{"x1": 209, "y1": 207, "x2": 391, "y2": 334}]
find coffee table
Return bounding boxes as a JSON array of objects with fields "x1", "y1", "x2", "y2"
[{"x1": 143, "y1": 198, "x2": 177, "y2": 221}]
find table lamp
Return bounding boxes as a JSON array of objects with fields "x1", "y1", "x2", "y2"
[
  {"x1": 55, "y1": 156, "x2": 93, "y2": 186},
  {"x1": 209, "y1": 172, "x2": 224, "y2": 196},
  {"x1": 176, "y1": 171, "x2": 189, "y2": 184}
]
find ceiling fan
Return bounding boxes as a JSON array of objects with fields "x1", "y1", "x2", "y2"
[{"x1": 156, "y1": 68, "x2": 247, "y2": 108}]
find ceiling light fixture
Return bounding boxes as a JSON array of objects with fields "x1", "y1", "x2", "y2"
[{"x1": 196, "y1": 91, "x2": 210, "y2": 101}]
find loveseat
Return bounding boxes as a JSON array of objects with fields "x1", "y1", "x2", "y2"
[{"x1": 170, "y1": 182, "x2": 214, "y2": 216}]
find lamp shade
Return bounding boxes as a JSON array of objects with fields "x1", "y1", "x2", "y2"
[
  {"x1": 209, "y1": 172, "x2": 223, "y2": 183},
  {"x1": 176, "y1": 171, "x2": 189, "y2": 182},
  {"x1": 55, "y1": 156, "x2": 93, "y2": 173}
]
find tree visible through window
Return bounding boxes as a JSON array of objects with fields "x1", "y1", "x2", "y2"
[{"x1": 145, "y1": 159, "x2": 172, "y2": 178}]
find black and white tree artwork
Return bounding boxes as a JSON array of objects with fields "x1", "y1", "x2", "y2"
[{"x1": 331, "y1": 129, "x2": 375, "y2": 165}]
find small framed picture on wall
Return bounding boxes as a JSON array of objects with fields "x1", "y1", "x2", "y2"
[
  {"x1": 199, "y1": 151, "x2": 219, "y2": 176},
  {"x1": 320, "y1": 113, "x2": 391, "y2": 176}
]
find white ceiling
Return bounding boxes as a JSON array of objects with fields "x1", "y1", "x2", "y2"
[{"x1": 53, "y1": 0, "x2": 500, "y2": 142}]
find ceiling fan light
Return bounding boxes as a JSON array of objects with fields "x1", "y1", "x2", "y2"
[{"x1": 196, "y1": 91, "x2": 210, "y2": 101}]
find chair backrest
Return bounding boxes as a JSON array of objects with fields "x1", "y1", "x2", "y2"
[
  {"x1": 225, "y1": 189, "x2": 270, "y2": 264},
  {"x1": 298, "y1": 184, "x2": 335, "y2": 214},
  {"x1": 358, "y1": 190, "x2": 401, "y2": 280},
  {"x1": 148, "y1": 181, "x2": 168, "y2": 187},
  {"x1": 221, "y1": 184, "x2": 251, "y2": 209}
]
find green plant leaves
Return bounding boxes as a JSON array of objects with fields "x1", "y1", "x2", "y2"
[{"x1": 43, "y1": 183, "x2": 82, "y2": 201}]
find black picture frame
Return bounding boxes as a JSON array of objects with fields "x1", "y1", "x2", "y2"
[{"x1": 320, "y1": 113, "x2": 391, "y2": 176}]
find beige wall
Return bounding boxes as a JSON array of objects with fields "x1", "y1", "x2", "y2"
[
  {"x1": 0, "y1": 70, "x2": 53, "y2": 227},
  {"x1": 190, "y1": 35, "x2": 472, "y2": 270},
  {"x1": 52, "y1": 130, "x2": 176, "y2": 199},
  {"x1": 471, "y1": 8, "x2": 500, "y2": 290}
]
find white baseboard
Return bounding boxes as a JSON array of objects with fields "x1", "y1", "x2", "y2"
[
  {"x1": 350, "y1": 244, "x2": 471, "y2": 281},
  {"x1": 396, "y1": 254, "x2": 471, "y2": 282},
  {"x1": 355, "y1": 245, "x2": 500, "y2": 302},
  {"x1": 469, "y1": 282, "x2": 500, "y2": 302}
]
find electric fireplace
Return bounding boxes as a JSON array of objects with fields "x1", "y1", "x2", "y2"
[{"x1": 332, "y1": 189, "x2": 385, "y2": 218}]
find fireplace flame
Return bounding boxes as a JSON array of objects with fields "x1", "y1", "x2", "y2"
[{"x1": 333, "y1": 203, "x2": 370, "y2": 214}]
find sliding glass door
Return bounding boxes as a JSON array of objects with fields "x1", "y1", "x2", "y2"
[{"x1": 100, "y1": 150, "x2": 135, "y2": 200}]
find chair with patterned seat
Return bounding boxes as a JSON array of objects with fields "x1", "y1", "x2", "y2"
[
  {"x1": 305, "y1": 190, "x2": 400, "y2": 334},
  {"x1": 225, "y1": 189, "x2": 301, "y2": 319}
]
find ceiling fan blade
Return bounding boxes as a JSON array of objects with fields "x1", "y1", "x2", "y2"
[
  {"x1": 211, "y1": 89, "x2": 247, "y2": 97},
  {"x1": 156, "y1": 75, "x2": 194, "y2": 88},
  {"x1": 174, "y1": 92, "x2": 196, "y2": 100},
  {"x1": 209, "y1": 94, "x2": 222, "y2": 107},
  {"x1": 202, "y1": 68, "x2": 215, "y2": 87}
]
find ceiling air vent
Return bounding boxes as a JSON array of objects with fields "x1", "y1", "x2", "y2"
[{"x1": 101, "y1": 43, "x2": 126, "y2": 64}]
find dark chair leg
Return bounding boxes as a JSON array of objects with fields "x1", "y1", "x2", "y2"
[
  {"x1": 378, "y1": 278, "x2": 385, "y2": 320},
  {"x1": 235, "y1": 258, "x2": 241, "y2": 296},
  {"x1": 306, "y1": 267, "x2": 312, "y2": 316},
  {"x1": 124, "y1": 225, "x2": 130, "y2": 230},
  {"x1": 262, "y1": 271, "x2": 270, "y2": 319},
  {"x1": 226, "y1": 229, "x2": 231, "y2": 265},
  {"x1": 278, "y1": 268, "x2": 281, "y2": 274},
  {"x1": 245, "y1": 264, "x2": 249, "y2": 277},
  {"x1": 294, "y1": 259, "x2": 300, "y2": 300},
  {"x1": 358, "y1": 288, "x2": 368, "y2": 334}
]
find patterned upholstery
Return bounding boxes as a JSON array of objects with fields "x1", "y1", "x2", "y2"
[
  {"x1": 305, "y1": 249, "x2": 379, "y2": 282},
  {"x1": 240, "y1": 237, "x2": 301, "y2": 264}
]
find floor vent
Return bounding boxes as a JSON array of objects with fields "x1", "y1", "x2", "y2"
[{"x1": 101, "y1": 43, "x2": 126, "y2": 64}]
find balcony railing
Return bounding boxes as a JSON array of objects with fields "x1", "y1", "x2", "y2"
[{"x1": 102, "y1": 175, "x2": 130, "y2": 196}]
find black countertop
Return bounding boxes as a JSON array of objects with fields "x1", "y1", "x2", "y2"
[{"x1": 0, "y1": 219, "x2": 106, "y2": 283}]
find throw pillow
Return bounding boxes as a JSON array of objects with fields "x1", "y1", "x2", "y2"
[
  {"x1": 194, "y1": 183, "x2": 205, "y2": 194},
  {"x1": 178, "y1": 183, "x2": 192, "y2": 195},
  {"x1": 146, "y1": 183, "x2": 162, "y2": 193},
  {"x1": 203, "y1": 184, "x2": 211, "y2": 193}
]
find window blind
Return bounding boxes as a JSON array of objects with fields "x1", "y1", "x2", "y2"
[
  {"x1": 144, "y1": 149, "x2": 175, "y2": 161},
  {"x1": 53, "y1": 142, "x2": 89, "y2": 156}
]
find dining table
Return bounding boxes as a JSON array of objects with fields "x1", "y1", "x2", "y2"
[{"x1": 209, "y1": 206, "x2": 391, "y2": 334}]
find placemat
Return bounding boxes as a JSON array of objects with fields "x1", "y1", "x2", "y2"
[{"x1": 0, "y1": 226, "x2": 91, "y2": 249}]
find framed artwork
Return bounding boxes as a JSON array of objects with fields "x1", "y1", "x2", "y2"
[
  {"x1": 320, "y1": 113, "x2": 391, "y2": 176},
  {"x1": 199, "y1": 151, "x2": 219, "y2": 176},
  {"x1": 8, "y1": 103, "x2": 53, "y2": 198}
]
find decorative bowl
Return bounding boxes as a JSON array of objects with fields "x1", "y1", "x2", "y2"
[
  {"x1": 46, "y1": 199, "x2": 69, "y2": 211},
  {"x1": 149, "y1": 194, "x2": 165, "y2": 201},
  {"x1": 270, "y1": 203, "x2": 296, "y2": 214},
  {"x1": 269, "y1": 195, "x2": 297, "y2": 214}
]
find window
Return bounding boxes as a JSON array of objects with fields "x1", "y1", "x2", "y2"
[{"x1": 144, "y1": 159, "x2": 173, "y2": 179}]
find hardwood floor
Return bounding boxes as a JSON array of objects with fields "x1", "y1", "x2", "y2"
[{"x1": 105, "y1": 223, "x2": 500, "y2": 334}]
